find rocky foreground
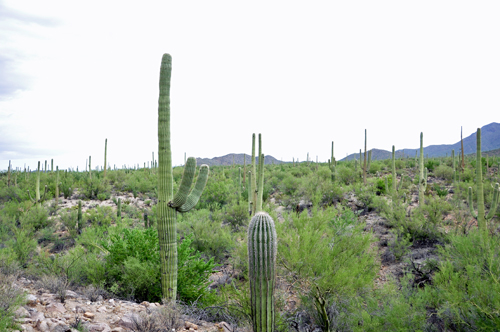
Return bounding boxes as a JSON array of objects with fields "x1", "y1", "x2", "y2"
[{"x1": 10, "y1": 276, "x2": 235, "y2": 332}]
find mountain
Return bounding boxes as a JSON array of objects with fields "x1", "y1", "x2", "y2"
[
  {"x1": 195, "y1": 153, "x2": 285, "y2": 167},
  {"x1": 341, "y1": 122, "x2": 500, "y2": 161}
]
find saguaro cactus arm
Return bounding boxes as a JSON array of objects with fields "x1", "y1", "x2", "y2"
[
  {"x1": 177, "y1": 164, "x2": 209, "y2": 213},
  {"x1": 170, "y1": 157, "x2": 197, "y2": 208}
]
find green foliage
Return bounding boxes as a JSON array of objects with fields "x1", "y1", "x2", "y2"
[
  {"x1": 336, "y1": 165, "x2": 359, "y2": 185},
  {"x1": 0, "y1": 273, "x2": 26, "y2": 331},
  {"x1": 276, "y1": 206, "x2": 376, "y2": 330},
  {"x1": 430, "y1": 231, "x2": 500, "y2": 329},
  {"x1": 19, "y1": 206, "x2": 51, "y2": 232},
  {"x1": 424, "y1": 159, "x2": 439, "y2": 172},
  {"x1": 102, "y1": 227, "x2": 216, "y2": 304},
  {"x1": 434, "y1": 164, "x2": 454, "y2": 181},
  {"x1": 178, "y1": 209, "x2": 235, "y2": 263}
]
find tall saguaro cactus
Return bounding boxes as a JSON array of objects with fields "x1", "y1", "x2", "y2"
[
  {"x1": 157, "y1": 54, "x2": 209, "y2": 300},
  {"x1": 468, "y1": 128, "x2": 500, "y2": 235},
  {"x1": 248, "y1": 212, "x2": 277, "y2": 332}
]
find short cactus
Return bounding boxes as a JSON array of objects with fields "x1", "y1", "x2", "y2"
[{"x1": 248, "y1": 212, "x2": 277, "y2": 332}]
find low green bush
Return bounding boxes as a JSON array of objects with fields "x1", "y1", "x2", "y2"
[
  {"x1": 102, "y1": 227, "x2": 216, "y2": 304},
  {"x1": 429, "y1": 231, "x2": 500, "y2": 329}
]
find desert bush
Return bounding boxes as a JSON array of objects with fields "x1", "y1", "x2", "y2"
[
  {"x1": 433, "y1": 164, "x2": 454, "y2": 181},
  {"x1": 178, "y1": 209, "x2": 234, "y2": 263},
  {"x1": 0, "y1": 273, "x2": 26, "y2": 331},
  {"x1": 276, "y1": 206, "x2": 376, "y2": 331},
  {"x1": 102, "y1": 227, "x2": 216, "y2": 304},
  {"x1": 131, "y1": 303, "x2": 184, "y2": 332},
  {"x1": 10, "y1": 226, "x2": 37, "y2": 267},
  {"x1": 429, "y1": 231, "x2": 500, "y2": 330},
  {"x1": 19, "y1": 205, "x2": 51, "y2": 232},
  {"x1": 36, "y1": 275, "x2": 70, "y2": 302},
  {"x1": 336, "y1": 165, "x2": 359, "y2": 185}
]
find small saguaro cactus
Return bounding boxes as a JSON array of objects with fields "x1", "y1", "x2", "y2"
[
  {"x1": 467, "y1": 128, "x2": 500, "y2": 235},
  {"x1": 392, "y1": 146, "x2": 396, "y2": 194},
  {"x1": 418, "y1": 133, "x2": 426, "y2": 206},
  {"x1": 77, "y1": 200, "x2": 82, "y2": 233},
  {"x1": 104, "y1": 138, "x2": 108, "y2": 178},
  {"x1": 117, "y1": 198, "x2": 122, "y2": 219},
  {"x1": 157, "y1": 53, "x2": 210, "y2": 300},
  {"x1": 363, "y1": 129, "x2": 367, "y2": 184},
  {"x1": 248, "y1": 212, "x2": 277, "y2": 332},
  {"x1": 28, "y1": 161, "x2": 48, "y2": 208}
]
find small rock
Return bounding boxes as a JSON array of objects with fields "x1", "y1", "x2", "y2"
[
  {"x1": 65, "y1": 290, "x2": 78, "y2": 298},
  {"x1": 15, "y1": 306, "x2": 30, "y2": 318},
  {"x1": 20, "y1": 324, "x2": 34, "y2": 332},
  {"x1": 26, "y1": 294, "x2": 38, "y2": 306},
  {"x1": 46, "y1": 302, "x2": 67, "y2": 314},
  {"x1": 97, "y1": 306, "x2": 107, "y2": 313},
  {"x1": 185, "y1": 321, "x2": 198, "y2": 330},
  {"x1": 87, "y1": 322, "x2": 111, "y2": 332},
  {"x1": 117, "y1": 312, "x2": 141, "y2": 329},
  {"x1": 36, "y1": 319, "x2": 50, "y2": 332},
  {"x1": 84, "y1": 312, "x2": 95, "y2": 319},
  {"x1": 31, "y1": 311, "x2": 45, "y2": 322}
]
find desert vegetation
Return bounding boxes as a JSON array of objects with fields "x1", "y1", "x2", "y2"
[{"x1": 1, "y1": 55, "x2": 500, "y2": 331}]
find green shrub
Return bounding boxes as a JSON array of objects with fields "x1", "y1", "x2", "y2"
[
  {"x1": 433, "y1": 164, "x2": 454, "y2": 181},
  {"x1": 20, "y1": 206, "x2": 51, "y2": 232},
  {"x1": 0, "y1": 273, "x2": 26, "y2": 331},
  {"x1": 276, "y1": 206, "x2": 376, "y2": 331},
  {"x1": 102, "y1": 227, "x2": 216, "y2": 304},
  {"x1": 429, "y1": 231, "x2": 500, "y2": 329},
  {"x1": 178, "y1": 209, "x2": 234, "y2": 263},
  {"x1": 337, "y1": 165, "x2": 360, "y2": 185}
]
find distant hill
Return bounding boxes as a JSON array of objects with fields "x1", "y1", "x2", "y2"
[
  {"x1": 341, "y1": 122, "x2": 500, "y2": 161},
  {"x1": 195, "y1": 153, "x2": 285, "y2": 167}
]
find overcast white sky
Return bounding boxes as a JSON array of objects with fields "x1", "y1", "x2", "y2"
[{"x1": 1, "y1": 1, "x2": 499, "y2": 171}]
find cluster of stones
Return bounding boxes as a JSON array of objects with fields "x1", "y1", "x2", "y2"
[{"x1": 11, "y1": 277, "x2": 223, "y2": 332}]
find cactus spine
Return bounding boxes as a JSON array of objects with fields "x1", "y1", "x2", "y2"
[
  {"x1": 248, "y1": 212, "x2": 277, "y2": 332},
  {"x1": 157, "y1": 54, "x2": 209, "y2": 300},
  {"x1": 468, "y1": 128, "x2": 500, "y2": 235},
  {"x1": 418, "y1": 133, "x2": 426, "y2": 206}
]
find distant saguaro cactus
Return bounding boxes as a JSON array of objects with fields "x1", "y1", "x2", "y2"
[
  {"x1": 418, "y1": 133, "x2": 426, "y2": 206},
  {"x1": 28, "y1": 161, "x2": 48, "y2": 208},
  {"x1": 248, "y1": 212, "x2": 277, "y2": 332},
  {"x1": 467, "y1": 128, "x2": 500, "y2": 235}
]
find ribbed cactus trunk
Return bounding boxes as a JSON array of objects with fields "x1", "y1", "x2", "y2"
[
  {"x1": 157, "y1": 53, "x2": 177, "y2": 300},
  {"x1": 475, "y1": 128, "x2": 485, "y2": 231},
  {"x1": 248, "y1": 212, "x2": 277, "y2": 332},
  {"x1": 156, "y1": 54, "x2": 210, "y2": 300},
  {"x1": 251, "y1": 134, "x2": 257, "y2": 215},
  {"x1": 35, "y1": 161, "x2": 41, "y2": 207}
]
